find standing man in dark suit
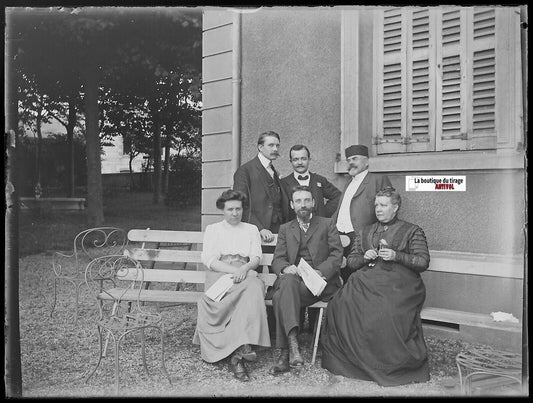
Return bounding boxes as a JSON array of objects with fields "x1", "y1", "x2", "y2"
[
  {"x1": 281, "y1": 144, "x2": 341, "y2": 221},
  {"x1": 332, "y1": 144, "x2": 392, "y2": 283},
  {"x1": 233, "y1": 131, "x2": 290, "y2": 243},
  {"x1": 269, "y1": 185, "x2": 343, "y2": 375}
]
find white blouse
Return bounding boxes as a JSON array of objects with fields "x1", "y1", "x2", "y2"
[{"x1": 201, "y1": 220, "x2": 262, "y2": 270}]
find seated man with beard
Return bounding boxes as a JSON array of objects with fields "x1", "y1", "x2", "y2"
[{"x1": 268, "y1": 185, "x2": 343, "y2": 374}]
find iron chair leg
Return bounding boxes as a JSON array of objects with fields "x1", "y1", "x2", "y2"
[
  {"x1": 85, "y1": 326, "x2": 106, "y2": 383},
  {"x1": 50, "y1": 277, "x2": 60, "y2": 318},
  {"x1": 158, "y1": 326, "x2": 172, "y2": 384}
]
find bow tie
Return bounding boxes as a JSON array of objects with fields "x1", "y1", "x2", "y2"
[{"x1": 297, "y1": 175, "x2": 309, "y2": 181}]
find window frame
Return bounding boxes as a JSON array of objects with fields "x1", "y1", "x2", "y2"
[{"x1": 336, "y1": 6, "x2": 524, "y2": 174}]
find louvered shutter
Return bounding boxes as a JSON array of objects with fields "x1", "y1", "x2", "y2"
[
  {"x1": 435, "y1": 7, "x2": 468, "y2": 150},
  {"x1": 375, "y1": 8, "x2": 406, "y2": 154},
  {"x1": 407, "y1": 8, "x2": 435, "y2": 152},
  {"x1": 375, "y1": 7, "x2": 435, "y2": 154},
  {"x1": 436, "y1": 7, "x2": 498, "y2": 150}
]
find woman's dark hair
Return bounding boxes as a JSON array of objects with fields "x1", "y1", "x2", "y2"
[
  {"x1": 216, "y1": 189, "x2": 248, "y2": 210},
  {"x1": 375, "y1": 186, "x2": 401, "y2": 210}
]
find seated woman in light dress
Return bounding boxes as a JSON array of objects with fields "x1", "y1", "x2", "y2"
[
  {"x1": 321, "y1": 187, "x2": 430, "y2": 386},
  {"x1": 192, "y1": 189, "x2": 270, "y2": 382}
]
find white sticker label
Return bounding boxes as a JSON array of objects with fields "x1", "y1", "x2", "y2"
[{"x1": 405, "y1": 176, "x2": 466, "y2": 191}]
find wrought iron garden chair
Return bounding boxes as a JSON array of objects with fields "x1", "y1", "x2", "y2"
[
  {"x1": 84, "y1": 254, "x2": 172, "y2": 395},
  {"x1": 50, "y1": 227, "x2": 128, "y2": 322}
]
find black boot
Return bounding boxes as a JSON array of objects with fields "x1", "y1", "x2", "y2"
[
  {"x1": 288, "y1": 329, "x2": 304, "y2": 367},
  {"x1": 269, "y1": 348, "x2": 290, "y2": 375},
  {"x1": 229, "y1": 354, "x2": 250, "y2": 382},
  {"x1": 239, "y1": 344, "x2": 257, "y2": 362}
]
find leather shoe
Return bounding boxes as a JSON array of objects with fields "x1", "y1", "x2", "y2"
[
  {"x1": 230, "y1": 357, "x2": 250, "y2": 382},
  {"x1": 288, "y1": 333, "x2": 304, "y2": 367},
  {"x1": 269, "y1": 349, "x2": 290, "y2": 375},
  {"x1": 240, "y1": 344, "x2": 257, "y2": 362}
]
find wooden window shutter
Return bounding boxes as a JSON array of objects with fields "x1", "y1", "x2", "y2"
[
  {"x1": 375, "y1": 7, "x2": 435, "y2": 154},
  {"x1": 436, "y1": 7, "x2": 469, "y2": 150},
  {"x1": 436, "y1": 6, "x2": 500, "y2": 151},
  {"x1": 468, "y1": 7, "x2": 498, "y2": 149},
  {"x1": 374, "y1": 8, "x2": 406, "y2": 154},
  {"x1": 406, "y1": 8, "x2": 435, "y2": 152}
]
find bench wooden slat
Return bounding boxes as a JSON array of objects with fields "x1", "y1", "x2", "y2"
[
  {"x1": 128, "y1": 229, "x2": 204, "y2": 244},
  {"x1": 118, "y1": 268, "x2": 207, "y2": 283},
  {"x1": 102, "y1": 288, "x2": 204, "y2": 304},
  {"x1": 126, "y1": 248, "x2": 274, "y2": 267},
  {"x1": 127, "y1": 248, "x2": 203, "y2": 264},
  {"x1": 127, "y1": 229, "x2": 278, "y2": 247}
]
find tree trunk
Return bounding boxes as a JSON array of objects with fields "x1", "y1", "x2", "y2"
[
  {"x1": 66, "y1": 95, "x2": 77, "y2": 197},
  {"x1": 129, "y1": 152, "x2": 135, "y2": 191},
  {"x1": 83, "y1": 64, "x2": 104, "y2": 226},
  {"x1": 163, "y1": 132, "x2": 171, "y2": 194},
  {"x1": 35, "y1": 107, "x2": 42, "y2": 191},
  {"x1": 152, "y1": 114, "x2": 162, "y2": 204}
]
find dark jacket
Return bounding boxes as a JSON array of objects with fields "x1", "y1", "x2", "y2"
[
  {"x1": 281, "y1": 172, "x2": 341, "y2": 220},
  {"x1": 233, "y1": 156, "x2": 290, "y2": 232},
  {"x1": 272, "y1": 215, "x2": 343, "y2": 293}
]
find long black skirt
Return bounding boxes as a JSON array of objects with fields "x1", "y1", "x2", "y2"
[{"x1": 321, "y1": 262, "x2": 430, "y2": 387}]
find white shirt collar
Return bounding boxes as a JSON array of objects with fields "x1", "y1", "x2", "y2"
[
  {"x1": 351, "y1": 169, "x2": 369, "y2": 182},
  {"x1": 297, "y1": 213, "x2": 313, "y2": 226},
  {"x1": 293, "y1": 171, "x2": 310, "y2": 180},
  {"x1": 257, "y1": 153, "x2": 272, "y2": 169}
]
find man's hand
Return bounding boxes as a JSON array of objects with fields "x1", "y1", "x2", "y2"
[
  {"x1": 260, "y1": 229, "x2": 275, "y2": 243},
  {"x1": 378, "y1": 247, "x2": 396, "y2": 261},
  {"x1": 282, "y1": 264, "x2": 298, "y2": 275},
  {"x1": 314, "y1": 269, "x2": 326, "y2": 280}
]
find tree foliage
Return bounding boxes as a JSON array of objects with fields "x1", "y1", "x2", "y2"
[{"x1": 9, "y1": 6, "x2": 202, "y2": 223}]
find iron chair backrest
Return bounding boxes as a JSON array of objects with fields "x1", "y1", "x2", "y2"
[
  {"x1": 84, "y1": 254, "x2": 146, "y2": 320},
  {"x1": 52, "y1": 227, "x2": 128, "y2": 278}
]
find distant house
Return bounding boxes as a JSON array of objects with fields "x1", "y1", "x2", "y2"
[
  {"x1": 200, "y1": 6, "x2": 527, "y2": 333},
  {"x1": 38, "y1": 120, "x2": 146, "y2": 174}
]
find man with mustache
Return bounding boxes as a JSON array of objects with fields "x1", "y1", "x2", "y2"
[
  {"x1": 269, "y1": 185, "x2": 343, "y2": 375},
  {"x1": 332, "y1": 145, "x2": 392, "y2": 283},
  {"x1": 281, "y1": 144, "x2": 341, "y2": 221},
  {"x1": 233, "y1": 131, "x2": 290, "y2": 243},
  {"x1": 280, "y1": 144, "x2": 341, "y2": 332}
]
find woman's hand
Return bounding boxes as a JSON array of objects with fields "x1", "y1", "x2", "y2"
[
  {"x1": 378, "y1": 247, "x2": 396, "y2": 261},
  {"x1": 259, "y1": 229, "x2": 275, "y2": 243},
  {"x1": 232, "y1": 265, "x2": 249, "y2": 283},
  {"x1": 364, "y1": 249, "x2": 378, "y2": 261}
]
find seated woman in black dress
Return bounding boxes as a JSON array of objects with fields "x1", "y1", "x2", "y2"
[{"x1": 321, "y1": 187, "x2": 430, "y2": 387}]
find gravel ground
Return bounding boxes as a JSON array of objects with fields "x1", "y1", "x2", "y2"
[{"x1": 15, "y1": 252, "x2": 523, "y2": 398}]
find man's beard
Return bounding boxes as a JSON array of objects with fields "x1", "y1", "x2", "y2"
[{"x1": 296, "y1": 208, "x2": 311, "y2": 221}]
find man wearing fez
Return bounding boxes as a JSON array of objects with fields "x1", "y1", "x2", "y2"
[{"x1": 332, "y1": 144, "x2": 392, "y2": 283}]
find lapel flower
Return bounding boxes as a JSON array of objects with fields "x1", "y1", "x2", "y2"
[{"x1": 317, "y1": 182, "x2": 322, "y2": 188}]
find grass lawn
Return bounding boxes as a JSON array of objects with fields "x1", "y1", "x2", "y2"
[{"x1": 12, "y1": 190, "x2": 525, "y2": 397}]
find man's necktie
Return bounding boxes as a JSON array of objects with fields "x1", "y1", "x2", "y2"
[{"x1": 297, "y1": 175, "x2": 309, "y2": 181}]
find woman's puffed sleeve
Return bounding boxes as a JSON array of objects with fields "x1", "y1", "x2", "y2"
[
  {"x1": 248, "y1": 224, "x2": 262, "y2": 262},
  {"x1": 394, "y1": 226, "x2": 430, "y2": 273},
  {"x1": 201, "y1": 224, "x2": 219, "y2": 270}
]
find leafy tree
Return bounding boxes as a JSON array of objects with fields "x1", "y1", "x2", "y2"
[{"x1": 10, "y1": 7, "x2": 202, "y2": 224}]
